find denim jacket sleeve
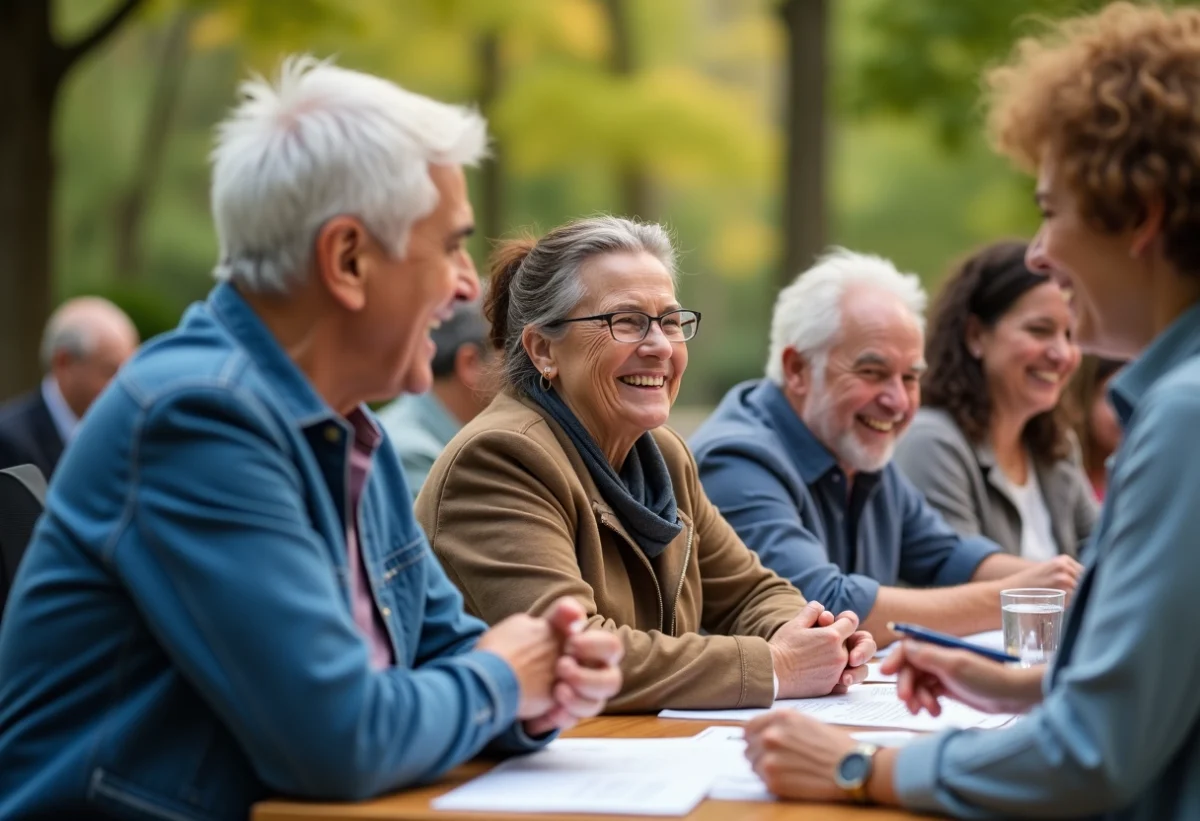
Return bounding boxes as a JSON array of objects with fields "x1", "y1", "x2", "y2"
[
  {"x1": 408, "y1": 545, "x2": 553, "y2": 756},
  {"x1": 117, "y1": 384, "x2": 532, "y2": 800},
  {"x1": 894, "y1": 387, "x2": 1200, "y2": 817},
  {"x1": 695, "y1": 438, "x2": 882, "y2": 619}
]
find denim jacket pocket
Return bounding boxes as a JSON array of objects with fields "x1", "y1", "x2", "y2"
[
  {"x1": 88, "y1": 768, "x2": 219, "y2": 821},
  {"x1": 374, "y1": 535, "x2": 429, "y2": 658}
]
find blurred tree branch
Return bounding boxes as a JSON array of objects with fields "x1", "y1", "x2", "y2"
[
  {"x1": 477, "y1": 30, "x2": 505, "y2": 248},
  {"x1": 55, "y1": 0, "x2": 145, "y2": 81},
  {"x1": 778, "y1": 0, "x2": 829, "y2": 287},
  {"x1": 0, "y1": 0, "x2": 148, "y2": 399},
  {"x1": 113, "y1": 8, "x2": 195, "y2": 280},
  {"x1": 602, "y1": 0, "x2": 651, "y2": 221}
]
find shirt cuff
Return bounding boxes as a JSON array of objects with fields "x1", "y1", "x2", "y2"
[
  {"x1": 488, "y1": 720, "x2": 559, "y2": 755},
  {"x1": 464, "y1": 649, "x2": 523, "y2": 737},
  {"x1": 892, "y1": 730, "x2": 953, "y2": 813},
  {"x1": 837, "y1": 573, "x2": 883, "y2": 621}
]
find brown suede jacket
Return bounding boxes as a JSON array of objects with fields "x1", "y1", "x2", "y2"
[{"x1": 415, "y1": 392, "x2": 806, "y2": 712}]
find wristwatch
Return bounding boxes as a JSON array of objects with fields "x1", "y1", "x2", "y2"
[{"x1": 834, "y1": 742, "x2": 879, "y2": 803}]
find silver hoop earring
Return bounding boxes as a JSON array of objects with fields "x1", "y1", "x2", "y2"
[{"x1": 540, "y1": 367, "x2": 553, "y2": 392}]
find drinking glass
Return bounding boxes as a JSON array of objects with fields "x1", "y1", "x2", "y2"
[{"x1": 1001, "y1": 588, "x2": 1066, "y2": 667}]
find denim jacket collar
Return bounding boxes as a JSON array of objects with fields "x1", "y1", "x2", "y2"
[{"x1": 208, "y1": 282, "x2": 344, "y2": 430}]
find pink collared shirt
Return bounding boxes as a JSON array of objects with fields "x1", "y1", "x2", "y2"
[{"x1": 345, "y1": 409, "x2": 395, "y2": 670}]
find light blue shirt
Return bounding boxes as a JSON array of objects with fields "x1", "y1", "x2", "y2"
[
  {"x1": 377, "y1": 390, "x2": 463, "y2": 499},
  {"x1": 40, "y1": 376, "x2": 77, "y2": 444},
  {"x1": 894, "y1": 302, "x2": 1200, "y2": 819}
]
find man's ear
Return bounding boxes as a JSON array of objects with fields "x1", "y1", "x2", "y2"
[
  {"x1": 780, "y1": 346, "x2": 813, "y2": 403},
  {"x1": 49, "y1": 348, "x2": 77, "y2": 383},
  {"x1": 522, "y1": 326, "x2": 556, "y2": 379},
  {"x1": 314, "y1": 216, "x2": 372, "y2": 311}
]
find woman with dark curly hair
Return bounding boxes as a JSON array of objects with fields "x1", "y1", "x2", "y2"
[
  {"x1": 894, "y1": 240, "x2": 1097, "y2": 560},
  {"x1": 739, "y1": 4, "x2": 1200, "y2": 816}
]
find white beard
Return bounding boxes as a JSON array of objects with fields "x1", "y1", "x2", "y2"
[{"x1": 803, "y1": 371, "x2": 896, "y2": 474}]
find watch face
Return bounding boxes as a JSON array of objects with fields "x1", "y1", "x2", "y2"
[{"x1": 837, "y1": 752, "x2": 870, "y2": 786}]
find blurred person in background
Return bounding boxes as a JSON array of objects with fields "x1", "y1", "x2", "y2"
[
  {"x1": 0, "y1": 296, "x2": 138, "y2": 477},
  {"x1": 1068, "y1": 355, "x2": 1124, "y2": 501},
  {"x1": 691, "y1": 249, "x2": 1080, "y2": 646},
  {"x1": 742, "y1": 5, "x2": 1200, "y2": 816},
  {"x1": 0, "y1": 57, "x2": 621, "y2": 820},
  {"x1": 895, "y1": 240, "x2": 1097, "y2": 560},
  {"x1": 417, "y1": 216, "x2": 877, "y2": 713},
  {"x1": 378, "y1": 300, "x2": 496, "y2": 498}
]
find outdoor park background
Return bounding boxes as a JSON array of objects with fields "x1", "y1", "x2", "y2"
[{"x1": 2, "y1": 0, "x2": 1134, "y2": 415}]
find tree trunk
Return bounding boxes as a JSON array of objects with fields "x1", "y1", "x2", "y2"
[
  {"x1": 0, "y1": 2, "x2": 57, "y2": 400},
  {"x1": 779, "y1": 0, "x2": 829, "y2": 289},
  {"x1": 477, "y1": 31, "x2": 504, "y2": 247},
  {"x1": 603, "y1": 0, "x2": 652, "y2": 220},
  {"x1": 113, "y1": 9, "x2": 193, "y2": 281},
  {"x1": 0, "y1": 0, "x2": 144, "y2": 401}
]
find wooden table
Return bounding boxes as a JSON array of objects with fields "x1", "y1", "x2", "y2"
[{"x1": 252, "y1": 715, "x2": 922, "y2": 821}]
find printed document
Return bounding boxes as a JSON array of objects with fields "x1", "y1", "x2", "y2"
[
  {"x1": 659, "y1": 684, "x2": 1013, "y2": 731},
  {"x1": 432, "y1": 738, "x2": 716, "y2": 815}
]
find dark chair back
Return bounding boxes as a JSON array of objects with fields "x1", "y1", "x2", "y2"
[{"x1": 0, "y1": 465, "x2": 46, "y2": 617}]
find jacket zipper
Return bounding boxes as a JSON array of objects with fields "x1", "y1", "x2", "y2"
[
  {"x1": 667, "y1": 521, "x2": 694, "y2": 638},
  {"x1": 600, "y1": 513, "x2": 664, "y2": 634}
]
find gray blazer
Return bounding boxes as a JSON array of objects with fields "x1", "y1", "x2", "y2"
[{"x1": 893, "y1": 408, "x2": 1097, "y2": 558}]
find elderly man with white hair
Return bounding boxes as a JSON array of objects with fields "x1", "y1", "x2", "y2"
[
  {"x1": 690, "y1": 249, "x2": 1081, "y2": 645},
  {"x1": 0, "y1": 296, "x2": 139, "y2": 477},
  {"x1": 0, "y1": 57, "x2": 622, "y2": 820}
]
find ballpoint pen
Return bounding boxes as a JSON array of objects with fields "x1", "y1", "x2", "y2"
[{"x1": 887, "y1": 622, "x2": 1021, "y2": 664}]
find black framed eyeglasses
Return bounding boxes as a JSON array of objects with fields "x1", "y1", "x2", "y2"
[{"x1": 552, "y1": 309, "x2": 702, "y2": 343}]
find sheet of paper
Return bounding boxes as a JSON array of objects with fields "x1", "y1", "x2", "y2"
[
  {"x1": 963, "y1": 629, "x2": 1005, "y2": 651},
  {"x1": 432, "y1": 739, "x2": 716, "y2": 816},
  {"x1": 660, "y1": 684, "x2": 1014, "y2": 731},
  {"x1": 687, "y1": 726, "x2": 770, "y2": 802},
  {"x1": 867, "y1": 662, "x2": 896, "y2": 682},
  {"x1": 692, "y1": 725, "x2": 917, "y2": 748},
  {"x1": 690, "y1": 725, "x2": 920, "y2": 802}
]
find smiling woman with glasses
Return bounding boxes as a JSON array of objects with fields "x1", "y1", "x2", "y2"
[{"x1": 415, "y1": 215, "x2": 874, "y2": 713}]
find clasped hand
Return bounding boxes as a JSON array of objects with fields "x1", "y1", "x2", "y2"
[
  {"x1": 769, "y1": 601, "x2": 876, "y2": 699},
  {"x1": 475, "y1": 596, "x2": 624, "y2": 736}
]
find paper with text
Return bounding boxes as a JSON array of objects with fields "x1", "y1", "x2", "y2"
[
  {"x1": 432, "y1": 739, "x2": 715, "y2": 815},
  {"x1": 660, "y1": 684, "x2": 1013, "y2": 731},
  {"x1": 691, "y1": 725, "x2": 919, "y2": 802}
]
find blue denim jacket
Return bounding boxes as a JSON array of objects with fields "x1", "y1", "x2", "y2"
[{"x1": 0, "y1": 283, "x2": 541, "y2": 821}]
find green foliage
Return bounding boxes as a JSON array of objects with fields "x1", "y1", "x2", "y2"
[
  {"x1": 54, "y1": 0, "x2": 1135, "y2": 405},
  {"x1": 72, "y1": 281, "x2": 186, "y2": 343},
  {"x1": 847, "y1": 0, "x2": 1112, "y2": 148}
]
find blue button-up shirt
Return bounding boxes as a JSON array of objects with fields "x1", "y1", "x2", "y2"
[
  {"x1": 895, "y1": 302, "x2": 1200, "y2": 819},
  {"x1": 0, "y1": 283, "x2": 543, "y2": 821},
  {"x1": 690, "y1": 380, "x2": 997, "y2": 618}
]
